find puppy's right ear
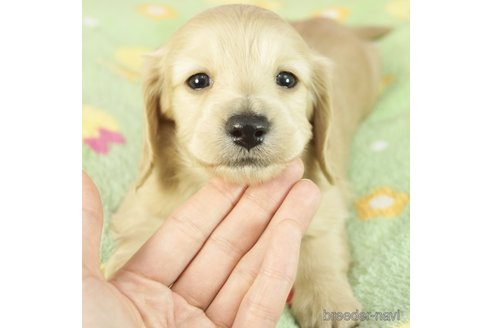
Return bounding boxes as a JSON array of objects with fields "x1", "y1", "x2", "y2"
[
  {"x1": 310, "y1": 54, "x2": 336, "y2": 185},
  {"x1": 135, "y1": 48, "x2": 168, "y2": 189}
]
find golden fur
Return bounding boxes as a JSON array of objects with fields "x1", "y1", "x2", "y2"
[{"x1": 106, "y1": 5, "x2": 386, "y2": 327}]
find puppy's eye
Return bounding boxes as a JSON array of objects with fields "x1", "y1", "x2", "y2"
[
  {"x1": 187, "y1": 73, "x2": 211, "y2": 90},
  {"x1": 276, "y1": 71, "x2": 297, "y2": 88}
]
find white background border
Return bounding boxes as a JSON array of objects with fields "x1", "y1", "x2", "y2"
[
  {"x1": 0, "y1": 0, "x2": 81, "y2": 326},
  {"x1": 1, "y1": 0, "x2": 491, "y2": 326},
  {"x1": 411, "y1": 0, "x2": 492, "y2": 326}
]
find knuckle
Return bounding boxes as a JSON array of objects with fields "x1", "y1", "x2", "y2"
[
  {"x1": 261, "y1": 267, "x2": 295, "y2": 286},
  {"x1": 208, "y1": 234, "x2": 244, "y2": 258},
  {"x1": 169, "y1": 214, "x2": 207, "y2": 243},
  {"x1": 243, "y1": 297, "x2": 278, "y2": 324},
  {"x1": 235, "y1": 265, "x2": 259, "y2": 285}
]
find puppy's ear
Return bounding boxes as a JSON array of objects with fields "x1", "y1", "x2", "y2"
[
  {"x1": 311, "y1": 55, "x2": 335, "y2": 185},
  {"x1": 350, "y1": 26, "x2": 392, "y2": 40},
  {"x1": 135, "y1": 48, "x2": 168, "y2": 189}
]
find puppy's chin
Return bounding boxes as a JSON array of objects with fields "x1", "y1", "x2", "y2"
[{"x1": 210, "y1": 163, "x2": 286, "y2": 185}]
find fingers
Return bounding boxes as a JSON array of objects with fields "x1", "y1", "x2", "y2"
[
  {"x1": 114, "y1": 176, "x2": 246, "y2": 285},
  {"x1": 82, "y1": 172, "x2": 104, "y2": 277},
  {"x1": 171, "y1": 159, "x2": 304, "y2": 309},
  {"x1": 232, "y1": 219, "x2": 303, "y2": 328},
  {"x1": 206, "y1": 179, "x2": 320, "y2": 327}
]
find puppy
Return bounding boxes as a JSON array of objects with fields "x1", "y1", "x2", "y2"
[{"x1": 106, "y1": 5, "x2": 386, "y2": 328}]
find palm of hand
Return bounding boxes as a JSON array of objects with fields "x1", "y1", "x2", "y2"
[
  {"x1": 82, "y1": 161, "x2": 319, "y2": 328},
  {"x1": 83, "y1": 267, "x2": 218, "y2": 327}
]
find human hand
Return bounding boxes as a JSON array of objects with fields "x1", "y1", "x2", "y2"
[{"x1": 82, "y1": 160, "x2": 320, "y2": 328}]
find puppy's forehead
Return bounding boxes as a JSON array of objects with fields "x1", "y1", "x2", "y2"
[{"x1": 169, "y1": 5, "x2": 310, "y2": 78}]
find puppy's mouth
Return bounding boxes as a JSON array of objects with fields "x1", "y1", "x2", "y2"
[
  {"x1": 223, "y1": 156, "x2": 270, "y2": 168},
  {"x1": 191, "y1": 152, "x2": 289, "y2": 184},
  {"x1": 195, "y1": 155, "x2": 272, "y2": 169}
]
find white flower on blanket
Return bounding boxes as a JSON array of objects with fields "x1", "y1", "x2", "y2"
[{"x1": 356, "y1": 187, "x2": 409, "y2": 220}]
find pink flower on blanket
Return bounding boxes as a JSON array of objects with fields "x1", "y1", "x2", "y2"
[{"x1": 83, "y1": 105, "x2": 126, "y2": 154}]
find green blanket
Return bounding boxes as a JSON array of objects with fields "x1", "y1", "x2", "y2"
[{"x1": 82, "y1": 1, "x2": 409, "y2": 327}]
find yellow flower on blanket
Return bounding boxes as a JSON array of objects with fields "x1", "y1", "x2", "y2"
[
  {"x1": 356, "y1": 187, "x2": 409, "y2": 220},
  {"x1": 102, "y1": 47, "x2": 152, "y2": 82},
  {"x1": 115, "y1": 47, "x2": 150, "y2": 72},
  {"x1": 137, "y1": 4, "x2": 177, "y2": 20},
  {"x1": 312, "y1": 7, "x2": 350, "y2": 22}
]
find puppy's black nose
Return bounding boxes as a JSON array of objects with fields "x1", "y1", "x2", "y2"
[{"x1": 225, "y1": 114, "x2": 270, "y2": 150}]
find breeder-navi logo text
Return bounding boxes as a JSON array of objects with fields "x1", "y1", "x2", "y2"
[{"x1": 323, "y1": 309, "x2": 401, "y2": 322}]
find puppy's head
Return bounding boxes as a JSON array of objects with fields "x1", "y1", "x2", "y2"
[{"x1": 140, "y1": 5, "x2": 334, "y2": 185}]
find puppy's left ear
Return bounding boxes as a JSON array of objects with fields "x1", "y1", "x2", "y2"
[{"x1": 311, "y1": 55, "x2": 335, "y2": 185}]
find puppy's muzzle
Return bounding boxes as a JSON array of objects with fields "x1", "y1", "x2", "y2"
[{"x1": 225, "y1": 114, "x2": 270, "y2": 151}]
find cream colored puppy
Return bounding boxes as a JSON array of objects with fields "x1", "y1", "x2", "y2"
[{"x1": 106, "y1": 5, "x2": 386, "y2": 328}]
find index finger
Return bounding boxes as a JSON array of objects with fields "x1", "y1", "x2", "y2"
[{"x1": 113, "y1": 177, "x2": 246, "y2": 284}]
